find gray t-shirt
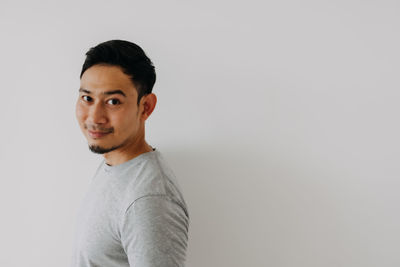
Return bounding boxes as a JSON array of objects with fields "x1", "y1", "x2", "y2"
[{"x1": 71, "y1": 149, "x2": 189, "y2": 267}]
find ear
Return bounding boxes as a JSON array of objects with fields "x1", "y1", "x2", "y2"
[{"x1": 140, "y1": 93, "x2": 157, "y2": 121}]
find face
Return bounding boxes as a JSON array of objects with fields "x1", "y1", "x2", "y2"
[{"x1": 76, "y1": 64, "x2": 144, "y2": 154}]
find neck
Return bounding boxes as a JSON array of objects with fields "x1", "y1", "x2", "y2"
[{"x1": 103, "y1": 128, "x2": 153, "y2": 166}]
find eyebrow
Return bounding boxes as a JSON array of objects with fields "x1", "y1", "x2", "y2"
[{"x1": 79, "y1": 88, "x2": 126, "y2": 97}]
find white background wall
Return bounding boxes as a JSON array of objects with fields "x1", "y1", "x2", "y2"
[{"x1": 1, "y1": 0, "x2": 399, "y2": 266}]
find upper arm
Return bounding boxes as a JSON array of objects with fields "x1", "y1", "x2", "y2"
[{"x1": 120, "y1": 195, "x2": 189, "y2": 267}]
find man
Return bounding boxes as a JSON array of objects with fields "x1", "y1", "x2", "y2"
[{"x1": 72, "y1": 40, "x2": 189, "y2": 267}]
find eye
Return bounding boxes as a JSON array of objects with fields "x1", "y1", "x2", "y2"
[
  {"x1": 82, "y1": 95, "x2": 92, "y2": 102},
  {"x1": 107, "y1": 99, "x2": 121, "y2": 105}
]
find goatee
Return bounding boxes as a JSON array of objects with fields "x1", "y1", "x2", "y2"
[{"x1": 88, "y1": 144, "x2": 121, "y2": 154}]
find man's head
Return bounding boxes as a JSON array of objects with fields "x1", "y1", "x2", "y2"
[
  {"x1": 76, "y1": 40, "x2": 157, "y2": 155},
  {"x1": 80, "y1": 40, "x2": 156, "y2": 105}
]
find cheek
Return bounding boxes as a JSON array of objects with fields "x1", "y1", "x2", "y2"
[{"x1": 113, "y1": 110, "x2": 138, "y2": 132}]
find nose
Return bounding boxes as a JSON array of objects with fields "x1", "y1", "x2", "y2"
[{"x1": 87, "y1": 102, "x2": 107, "y2": 125}]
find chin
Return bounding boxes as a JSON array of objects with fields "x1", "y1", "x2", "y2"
[
  {"x1": 89, "y1": 144, "x2": 111, "y2": 154},
  {"x1": 88, "y1": 142, "x2": 122, "y2": 154}
]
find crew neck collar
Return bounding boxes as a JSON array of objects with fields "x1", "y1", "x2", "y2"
[{"x1": 103, "y1": 147, "x2": 157, "y2": 174}]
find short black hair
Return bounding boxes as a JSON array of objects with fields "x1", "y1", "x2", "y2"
[{"x1": 80, "y1": 40, "x2": 156, "y2": 105}]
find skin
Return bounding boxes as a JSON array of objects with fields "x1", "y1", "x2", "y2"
[{"x1": 76, "y1": 64, "x2": 157, "y2": 166}]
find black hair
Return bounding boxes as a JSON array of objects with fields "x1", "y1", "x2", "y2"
[{"x1": 80, "y1": 40, "x2": 156, "y2": 105}]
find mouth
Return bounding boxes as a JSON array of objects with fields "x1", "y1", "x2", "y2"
[{"x1": 88, "y1": 130, "x2": 111, "y2": 139}]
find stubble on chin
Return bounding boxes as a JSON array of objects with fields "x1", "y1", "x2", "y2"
[{"x1": 88, "y1": 143, "x2": 122, "y2": 154}]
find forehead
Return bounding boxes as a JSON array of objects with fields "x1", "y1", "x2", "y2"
[{"x1": 80, "y1": 64, "x2": 136, "y2": 96}]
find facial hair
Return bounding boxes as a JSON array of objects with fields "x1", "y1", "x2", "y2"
[{"x1": 88, "y1": 143, "x2": 123, "y2": 154}]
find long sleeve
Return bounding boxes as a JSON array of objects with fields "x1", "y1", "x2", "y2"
[{"x1": 120, "y1": 195, "x2": 189, "y2": 267}]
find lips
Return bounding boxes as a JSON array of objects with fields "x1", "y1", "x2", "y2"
[{"x1": 88, "y1": 130, "x2": 110, "y2": 138}]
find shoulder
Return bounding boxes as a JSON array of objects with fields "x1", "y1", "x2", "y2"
[
  {"x1": 121, "y1": 150, "x2": 188, "y2": 216},
  {"x1": 119, "y1": 194, "x2": 189, "y2": 266}
]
